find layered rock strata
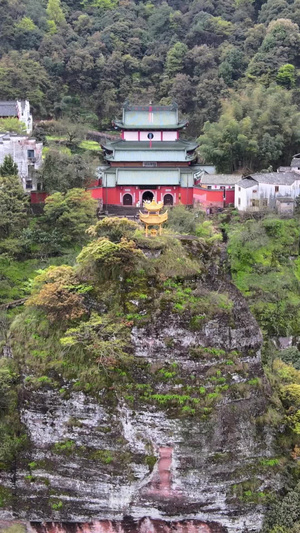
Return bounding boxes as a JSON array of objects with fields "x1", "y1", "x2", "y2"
[{"x1": 0, "y1": 277, "x2": 277, "y2": 532}]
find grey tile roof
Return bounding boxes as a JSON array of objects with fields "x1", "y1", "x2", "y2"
[
  {"x1": 0, "y1": 101, "x2": 17, "y2": 117},
  {"x1": 246, "y1": 172, "x2": 299, "y2": 185},
  {"x1": 237, "y1": 178, "x2": 258, "y2": 189},
  {"x1": 291, "y1": 158, "x2": 300, "y2": 167},
  {"x1": 200, "y1": 174, "x2": 241, "y2": 185}
]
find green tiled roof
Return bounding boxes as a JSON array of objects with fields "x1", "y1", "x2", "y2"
[
  {"x1": 113, "y1": 103, "x2": 188, "y2": 130},
  {"x1": 102, "y1": 140, "x2": 198, "y2": 151},
  {"x1": 114, "y1": 120, "x2": 187, "y2": 130}
]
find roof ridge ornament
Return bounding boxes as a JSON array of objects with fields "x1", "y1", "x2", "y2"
[{"x1": 143, "y1": 198, "x2": 164, "y2": 212}]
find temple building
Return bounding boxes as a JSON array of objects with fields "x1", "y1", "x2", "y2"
[{"x1": 90, "y1": 102, "x2": 203, "y2": 208}]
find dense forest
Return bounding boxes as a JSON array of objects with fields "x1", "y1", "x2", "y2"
[{"x1": 2, "y1": 0, "x2": 300, "y2": 171}]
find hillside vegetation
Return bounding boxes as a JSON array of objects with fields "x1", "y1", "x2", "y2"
[
  {"x1": 225, "y1": 212, "x2": 300, "y2": 532},
  {"x1": 2, "y1": 200, "x2": 300, "y2": 528},
  {"x1": 2, "y1": 0, "x2": 300, "y2": 171}
]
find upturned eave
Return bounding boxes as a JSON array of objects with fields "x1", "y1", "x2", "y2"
[{"x1": 112, "y1": 120, "x2": 188, "y2": 131}]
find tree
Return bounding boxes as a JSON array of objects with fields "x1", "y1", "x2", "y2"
[
  {"x1": 46, "y1": 0, "x2": 65, "y2": 25},
  {"x1": 26, "y1": 265, "x2": 86, "y2": 322},
  {"x1": 244, "y1": 24, "x2": 266, "y2": 57},
  {"x1": 199, "y1": 85, "x2": 300, "y2": 172},
  {"x1": 218, "y1": 47, "x2": 247, "y2": 86},
  {"x1": 259, "y1": 0, "x2": 293, "y2": 24},
  {"x1": 43, "y1": 188, "x2": 97, "y2": 241},
  {"x1": 0, "y1": 175, "x2": 28, "y2": 238},
  {"x1": 247, "y1": 19, "x2": 300, "y2": 83},
  {"x1": 191, "y1": 77, "x2": 228, "y2": 134},
  {"x1": 276, "y1": 63, "x2": 296, "y2": 88},
  {"x1": 77, "y1": 237, "x2": 144, "y2": 281},
  {"x1": 0, "y1": 155, "x2": 18, "y2": 177},
  {"x1": 166, "y1": 42, "x2": 188, "y2": 76},
  {"x1": 0, "y1": 52, "x2": 53, "y2": 116},
  {"x1": 49, "y1": 120, "x2": 86, "y2": 148},
  {"x1": 14, "y1": 17, "x2": 42, "y2": 50},
  {"x1": 262, "y1": 19, "x2": 300, "y2": 58},
  {"x1": 40, "y1": 150, "x2": 94, "y2": 193},
  {"x1": 169, "y1": 74, "x2": 193, "y2": 113},
  {"x1": 166, "y1": 205, "x2": 198, "y2": 234},
  {"x1": 262, "y1": 482, "x2": 300, "y2": 531},
  {"x1": 87, "y1": 217, "x2": 138, "y2": 242},
  {"x1": 60, "y1": 313, "x2": 128, "y2": 371},
  {"x1": 0, "y1": 119, "x2": 26, "y2": 134},
  {"x1": 82, "y1": 0, "x2": 118, "y2": 9}
]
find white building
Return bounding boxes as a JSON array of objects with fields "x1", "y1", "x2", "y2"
[
  {"x1": 0, "y1": 100, "x2": 33, "y2": 134},
  {"x1": 235, "y1": 172, "x2": 300, "y2": 211},
  {"x1": 0, "y1": 133, "x2": 43, "y2": 191}
]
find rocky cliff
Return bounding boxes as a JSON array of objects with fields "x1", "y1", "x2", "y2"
[{"x1": 0, "y1": 234, "x2": 281, "y2": 533}]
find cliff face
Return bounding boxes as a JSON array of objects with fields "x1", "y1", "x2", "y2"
[
  {"x1": 0, "y1": 234, "x2": 280, "y2": 533},
  {"x1": 0, "y1": 276, "x2": 277, "y2": 533}
]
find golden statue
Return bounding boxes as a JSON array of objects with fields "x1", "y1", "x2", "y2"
[{"x1": 139, "y1": 199, "x2": 168, "y2": 237}]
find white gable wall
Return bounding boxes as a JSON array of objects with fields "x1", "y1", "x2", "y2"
[
  {"x1": 123, "y1": 131, "x2": 178, "y2": 141},
  {"x1": 291, "y1": 179, "x2": 300, "y2": 194},
  {"x1": 259, "y1": 183, "x2": 293, "y2": 199},
  {"x1": 16, "y1": 101, "x2": 33, "y2": 134},
  {"x1": 162, "y1": 131, "x2": 177, "y2": 141},
  {"x1": 235, "y1": 180, "x2": 300, "y2": 211},
  {"x1": 235, "y1": 185, "x2": 254, "y2": 210},
  {"x1": 0, "y1": 136, "x2": 43, "y2": 190},
  {"x1": 123, "y1": 132, "x2": 138, "y2": 141}
]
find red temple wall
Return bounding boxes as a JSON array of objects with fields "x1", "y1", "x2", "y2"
[
  {"x1": 30, "y1": 186, "x2": 235, "y2": 209},
  {"x1": 193, "y1": 188, "x2": 235, "y2": 208},
  {"x1": 193, "y1": 188, "x2": 224, "y2": 207},
  {"x1": 30, "y1": 191, "x2": 49, "y2": 204},
  {"x1": 225, "y1": 189, "x2": 234, "y2": 205},
  {"x1": 89, "y1": 185, "x2": 193, "y2": 205}
]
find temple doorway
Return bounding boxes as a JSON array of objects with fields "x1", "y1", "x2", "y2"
[
  {"x1": 164, "y1": 194, "x2": 173, "y2": 206},
  {"x1": 142, "y1": 191, "x2": 154, "y2": 203},
  {"x1": 123, "y1": 193, "x2": 133, "y2": 205}
]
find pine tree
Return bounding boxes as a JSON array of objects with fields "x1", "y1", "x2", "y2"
[{"x1": 0, "y1": 155, "x2": 18, "y2": 177}]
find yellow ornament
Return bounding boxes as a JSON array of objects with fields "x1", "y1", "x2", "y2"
[{"x1": 139, "y1": 199, "x2": 168, "y2": 237}]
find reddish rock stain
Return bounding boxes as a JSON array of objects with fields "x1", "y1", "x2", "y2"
[
  {"x1": 28, "y1": 520, "x2": 226, "y2": 533},
  {"x1": 144, "y1": 446, "x2": 181, "y2": 500}
]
